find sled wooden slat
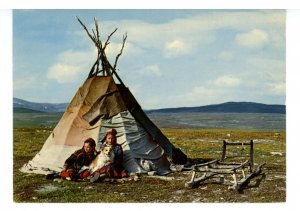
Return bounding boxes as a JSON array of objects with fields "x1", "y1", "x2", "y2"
[
  {"x1": 185, "y1": 172, "x2": 218, "y2": 188},
  {"x1": 194, "y1": 159, "x2": 220, "y2": 168},
  {"x1": 230, "y1": 160, "x2": 250, "y2": 172},
  {"x1": 230, "y1": 162, "x2": 266, "y2": 191}
]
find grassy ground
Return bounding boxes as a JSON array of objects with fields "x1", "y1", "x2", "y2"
[{"x1": 13, "y1": 126, "x2": 286, "y2": 203}]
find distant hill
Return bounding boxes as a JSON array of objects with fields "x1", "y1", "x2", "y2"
[
  {"x1": 13, "y1": 98, "x2": 285, "y2": 114},
  {"x1": 13, "y1": 107, "x2": 45, "y2": 113},
  {"x1": 13, "y1": 97, "x2": 68, "y2": 113},
  {"x1": 145, "y1": 102, "x2": 286, "y2": 114}
]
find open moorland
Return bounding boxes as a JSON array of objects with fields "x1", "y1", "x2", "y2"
[{"x1": 13, "y1": 113, "x2": 286, "y2": 203}]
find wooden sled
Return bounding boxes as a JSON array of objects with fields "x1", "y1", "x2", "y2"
[{"x1": 185, "y1": 140, "x2": 266, "y2": 192}]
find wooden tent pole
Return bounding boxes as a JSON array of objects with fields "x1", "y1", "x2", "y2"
[{"x1": 76, "y1": 16, "x2": 126, "y2": 85}]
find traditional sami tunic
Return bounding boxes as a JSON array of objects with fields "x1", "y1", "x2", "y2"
[{"x1": 60, "y1": 147, "x2": 97, "y2": 180}]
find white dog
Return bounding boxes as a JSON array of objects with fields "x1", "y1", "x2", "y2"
[{"x1": 88, "y1": 145, "x2": 115, "y2": 174}]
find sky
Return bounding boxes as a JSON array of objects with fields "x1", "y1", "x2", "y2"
[{"x1": 13, "y1": 9, "x2": 286, "y2": 109}]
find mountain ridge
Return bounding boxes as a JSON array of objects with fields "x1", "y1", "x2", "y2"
[
  {"x1": 13, "y1": 97, "x2": 285, "y2": 114},
  {"x1": 13, "y1": 97, "x2": 68, "y2": 113},
  {"x1": 145, "y1": 101, "x2": 285, "y2": 114}
]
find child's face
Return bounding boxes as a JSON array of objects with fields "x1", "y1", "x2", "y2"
[
  {"x1": 83, "y1": 143, "x2": 93, "y2": 153},
  {"x1": 106, "y1": 134, "x2": 116, "y2": 146}
]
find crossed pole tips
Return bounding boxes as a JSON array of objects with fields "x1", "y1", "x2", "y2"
[{"x1": 76, "y1": 16, "x2": 127, "y2": 86}]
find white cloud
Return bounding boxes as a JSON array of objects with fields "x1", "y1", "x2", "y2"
[
  {"x1": 235, "y1": 29, "x2": 269, "y2": 48},
  {"x1": 212, "y1": 75, "x2": 241, "y2": 87},
  {"x1": 100, "y1": 18, "x2": 215, "y2": 57},
  {"x1": 106, "y1": 11, "x2": 282, "y2": 60},
  {"x1": 164, "y1": 39, "x2": 191, "y2": 58},
  {"x1": 269, "y1": 82, "x2": 286, "y2": 95},
  {"x1": 47, "y1": 49, "x2": 95, "y2": 83},
  {"x1": 47, "y1": 64, "x2": 82, "y2": 83},
  {"x1": 140, "y1": 65, "x2": 162, "y2": 76},
  {"x1": 73, "y1": 10, "x2": 284, "y2": 61}
]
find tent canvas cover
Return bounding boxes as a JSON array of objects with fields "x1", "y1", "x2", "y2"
[{"x1": 20, "y1": 18, "x2": 187, "y2": 176}]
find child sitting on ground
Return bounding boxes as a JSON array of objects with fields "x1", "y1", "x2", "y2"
[
  {"x1": 60, "y1": 138, "x2": 97, "y2": 181},
  {"x1": 89, "y1": 128, "x2": 127, "y2": 182}
]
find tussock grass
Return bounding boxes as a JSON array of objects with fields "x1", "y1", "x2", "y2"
[{"x1": 13, "y1": 127, "x2": 286, "y2": 203}]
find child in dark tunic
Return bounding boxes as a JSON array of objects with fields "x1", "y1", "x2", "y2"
[{"x1": 60, "y1": 138, "x2": 97, "y2": 181}]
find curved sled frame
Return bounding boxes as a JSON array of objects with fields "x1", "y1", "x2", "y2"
[{"x1": 185, "y1": 140, "x2": 266, "y2": 192}]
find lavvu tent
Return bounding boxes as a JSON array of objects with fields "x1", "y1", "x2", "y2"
[{"x1": 20, "y1": 17, "x2": 187, "y2": 176}]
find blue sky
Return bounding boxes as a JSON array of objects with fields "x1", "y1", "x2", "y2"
[{"x1": 13, "y1": 10, "x2": 286, "y2": 109}]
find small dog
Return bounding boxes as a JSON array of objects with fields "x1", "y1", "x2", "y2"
[{"x1": 88, "y1": 145, "x2": 115, "y2": 174}]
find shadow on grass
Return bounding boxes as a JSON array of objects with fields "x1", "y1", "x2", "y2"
[{"x1": 238, "y1": 173, "x2": 266, "y2": 194}]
